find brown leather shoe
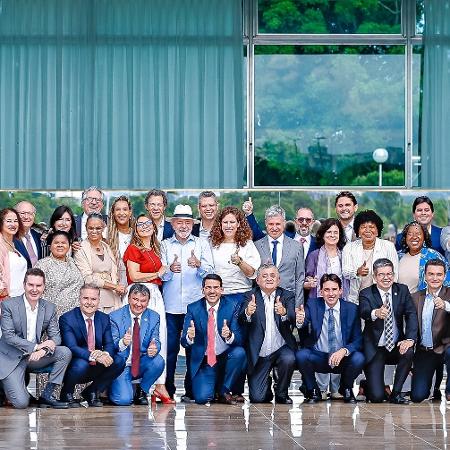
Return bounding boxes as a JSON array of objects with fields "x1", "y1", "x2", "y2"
[
  {"x1": 232, "y1": 394, "x2": 245, "y2": 403},
  {"x1": 217, "y1": 393, "x2": 236, "y2": 405}
]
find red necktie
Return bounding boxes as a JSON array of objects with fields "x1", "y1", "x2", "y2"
[
  {"x1": 206, "y1": 307, "x2": 217, "y2": 367},
  {"x1": 300, "y1": 237, "x2": 306, "y2": 244},
  {"x1": 131, "y1": 317, "x2": 140, "y2": 378},
  {"x1": 87, "y1": 318, "x2": 96, "y2": 366}
]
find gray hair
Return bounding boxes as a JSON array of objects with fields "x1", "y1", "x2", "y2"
[
  {"x1": 373, "y1": 258, "x2": 394, "y2": 274},
  {"x1": 256, "y1": 262, "x2": 279, "y2": 277},
  {"x1": 265, "y1": 205, "x2": 285, "y2": 221},
  {"x1": 81, "y1": 186, "x2": 104, "y2": 202},
  {"x1": 198, "y1": 191, "x2": 217, "y2": 203},
  {"x1": 80, "y1": 283, "x2": 101, "y2": 296},
  {"x1": 128, "y1": 283, "x2": 151, "y2": 299}
]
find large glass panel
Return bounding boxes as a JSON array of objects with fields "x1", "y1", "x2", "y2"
[
  {"x1": 258, "y1": 0, "x2": 402, "y2": 34},
  {"x1": 254, "y1": 45, "x2": 405, "y2": 187},
  {"x1": 416, "y1": 0, "x2": 425, "y2": 34},
  {"x1": 412, "y1": 45, "x2": 423, "y2": 187}
]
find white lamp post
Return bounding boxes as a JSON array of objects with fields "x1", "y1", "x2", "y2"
[{"x1": 372, "y1": 148, "x2": 389, "y2": 187}]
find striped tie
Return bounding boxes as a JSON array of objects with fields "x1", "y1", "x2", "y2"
[{"x1": 384, "y1": 293, "x2": 395, "y2": 352}]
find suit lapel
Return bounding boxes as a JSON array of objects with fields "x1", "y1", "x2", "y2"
[
  {"x1": 18, "y1": 296, "x2": 28, "y2": 339},
  {"x1": 372, "y1": 285, "x2": 384, "y2": 308},
  {"x1": 256, "y1": 290, "x2": 266, "y2": 333},
  {"x1": 339, "y1": 300, "x2": 347, "y2": 344},
  {"x1": 260, "y1": 238, "x2": 272, "y2": 266},
  {"x1": 94, "y1": 312, "x2": 102, "y2": 349},
  {"x1": 140, "y1": 310, "x2": 149, "y2": 345},
  {"x1": 198, "y1": 299, "x2": 208, "y2": 335},
  {"x1": 35, "y1": 302, "x2": 45, "y2": 342},
  {"x1": 316, "y1": 299, "x2": 325, "y2": 342},
  {"x1": 279, "y1": 239, "x2": 290, "y2": 267},
  {"x1": 391, "y1": 284, "x2": 400, "y2": 317},
  {"x1": 76, "y1": 308, "x2": 88, "y2": 343}
]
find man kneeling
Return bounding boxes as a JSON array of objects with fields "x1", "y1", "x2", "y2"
[
  {"x1": 109, "y1": 284, "x2": 164, "y2": 406},
  {"x1": 181, "y1": 274, "x2": 246, "y2": 405},
  {"x1": 296, "y1": 274, "x2": 365, "y2": 404}
]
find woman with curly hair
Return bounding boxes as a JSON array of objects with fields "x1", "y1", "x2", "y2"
[
  {"x1": 210, "y1": 206, "x2": 261, "y2": 302},
  {"x1": 107, "y1": 196, "x2": 134, "y2": 286},
  {"x1": 122, "y1": 214, "x2": 172, "y2": 404},
  {"x1": 398, "y1": 221, "x2": 450, "y2": 293},
  {"x1": 305, "y1": 218, "x2": 349, "y2": 299},
  {"x1": 342, "y1": 210, "x2": 398, "y2": 304}
]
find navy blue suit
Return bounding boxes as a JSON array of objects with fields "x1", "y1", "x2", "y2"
[
  {"x1": 396, "y1": 224, "x2": 443, "y2": 256},
  {"x1": 239, "y1": 287, "x2": 297, "y2": 402},
  {"x1": 181, "y1": 297, "x2": 246, "y2": 404},
  {"x1": 14, "y1": 229, "x2": 44, "y2": 267},
  {"x1": 246, "y1": 213, "x2": 295, "y2": 242},
  {"x1": 59, "y1": 307, "x2": 126, "y2": 397},
  {"x1": 359, "y1": 283, "x2": 418, "y2": 402},
  {"x1": 108, "y1": 306, "x2": 164, "y2": 405},
  {"x1": 295, "y1": 298, "x2": 365, "y2": 392},
  {"x1": 162, "y1": 220, "x2": 175, "y2": 240}
]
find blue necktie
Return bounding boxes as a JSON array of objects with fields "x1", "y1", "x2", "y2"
[
  {"x1": 328, "y1": 308, "x2": 338, "y2": 355},
  {"x1": 421, "y1": 294, "x2": 434, "y2": 348},
  {"x1": 272, "y1": 240, "x2": 278, "y2": 265}
]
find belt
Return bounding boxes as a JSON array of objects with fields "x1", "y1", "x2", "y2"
[{"x1": 418, "y1": 345, "x2": 434, "y2": 352}]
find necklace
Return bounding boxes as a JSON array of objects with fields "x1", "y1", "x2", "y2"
[{"x1": 2, "y1": 238, "x2": 21, "y2": 256}]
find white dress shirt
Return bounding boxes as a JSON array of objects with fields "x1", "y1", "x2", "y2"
[
  {"x1": 23, "y1": 296, "x2": 39, "y2": 343},
  {"x1": 294, "y1": 233, "x2": 311, "y2": 258},
  {"x1": 268, "y1": 234, "x2": 284, "y2": 267},
  {"x1": 259, "y1": 292, "x2": 286, "y2": 357}
]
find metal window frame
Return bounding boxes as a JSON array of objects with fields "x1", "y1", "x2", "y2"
[{"x1": 243, "y1": 0, "x2": 423, "y2": 189}]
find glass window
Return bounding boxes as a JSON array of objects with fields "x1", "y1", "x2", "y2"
[
  {"x1": 416, "y1": 0, "x2": 425, "y2": 34},
  {"x1": 254, "y1": 45, "x2": 406, "y2": 187},
  {"x1": 412, "y1": 45, "x2": 423, "y2": 187},
  {"x1": 258, "y1": 0, "x2": 402, "y2": 34}
]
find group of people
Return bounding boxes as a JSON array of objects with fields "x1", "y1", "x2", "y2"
[{"x1": 0, "y1": 188, "x2": 449, "y2": 409}]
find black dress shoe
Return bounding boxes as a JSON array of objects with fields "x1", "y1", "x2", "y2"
[
  {"x1": 432, "y1": 389, "x2": 442, "y2": 401},
  {"x1": 134, "y1": 392, "x2": 149, "y2": 406},
  {"x1": 389, "y1": 393, "x2": 409, "y2": 405},
  {"x1": 232, "y1": 394, "x2": 246, "y2": 403},
  {"x1": 217, "y1": 393, "x2": 236, "y2": 405},
  {"x1": 299, "y1": 384, "x2": 307, "y2": 396},
  {"x1": 342, "y1": 389, "x2": 357, "y2": 404},
  {"x1": 81, "y1": 391, "x2": 103, "y2": 407},
  {"x1": 60, "y1": 393, "x2": 81, "y2": 408},
  {"x1": 275, "y1": 395, "x2": 293, "y2": 404},
  {"x1": 38, "y1": 395, "x2": 69, "y2": 409},
  {"x1": 29, "y1": 395, "x2": 40, "y2": 406},
  {"x1": 304, "y1": 389, "x2": 321, "y2": 404},
  {"x1": 445, "y1": 392, "x2": 450, "y2": 403}
]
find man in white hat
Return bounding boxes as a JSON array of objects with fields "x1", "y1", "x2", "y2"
[{"x1": 160, "y1": 204, "x2": 214, "y2": 402}]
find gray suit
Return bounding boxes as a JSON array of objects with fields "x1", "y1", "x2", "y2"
[
  {"x1": 0, "y1": 296, "x2": 71, "y2": 408},
  {"x1": 255, "y1": 236, "x2": 305, "y2": 307}
]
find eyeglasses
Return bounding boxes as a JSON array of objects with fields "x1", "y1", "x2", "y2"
[
  {"x1": 376, "y1": 272, "x2": 394, "y2": 279},
  {"x1": 18, "y1": 211, "x2": 35, "y2": 216},
  {"x1": 87, "y1": 226, "x2": 103, "y2": 232},
  {"x1": 296, "y1": 217, "x2": 312, "y2": 224},
  {"x1": 136, "y1": 220, "x2": 153, "y2": 228},
  {"x1": 84, "y1": 197, "x2": 102, "y2": 203}
]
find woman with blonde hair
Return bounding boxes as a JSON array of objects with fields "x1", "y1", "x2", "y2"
[{"x1": 107, "y1": 195, "x2": 134, "y2": 286}]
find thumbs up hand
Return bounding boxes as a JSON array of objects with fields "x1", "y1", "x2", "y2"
[
  {"x1": 170, "y1": 254, "x2": 182, "y2": 273},
  {"x1": 187, "y1": 249, "x2": 200, "y2": 268},
  {"x1": 221, "y1": 319, "x2": 232, "y2": 340},
  {"x1": 242, "y1": 197, "x2": 253, "y2": 216},
  {"x1": 295, "y1": 305, "x2": 305, "y2": 325},
  {"x1": 123, "y1": 327, "x2": 132, "y2": 347},
  {"x1": 187, "y1": 320, "x2": 196, "y2": 341},
  {"x1": 230, "y1": 248, "x2": 242, "y2": 266},
  {"x1": 274, "y1": 296, "x2": 286, "y2": 316},
  {"x1": 357, "y1": 260, "x2": 369, "y2": 277},
  {"x1": 147, "y1": 339, "x2": 158, "y2": 357},
  {"x1": 246, "y1": 294, "x2": 257, "y2": 316},
  {"x1": 433, "y1": 295, "x2": 446, "y2": 310}
]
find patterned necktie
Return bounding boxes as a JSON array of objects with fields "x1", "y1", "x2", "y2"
[
  {"x1": 421, "y1": 294, "x2": 434, "y2": 348},
  {"x1": 86, "y1": 318, "x2": 96, "y2": 366},
  {"x1": 272, "y1": 240, "x2": 278, "y2": 265},
  {"x1": 328, "y1": 308, "x2": 338, "y2": 354},
  {"x1": 384, "y1": 292, "x2": 395, "y2": 351},
  {"x1": 206, "y1": 307, "x2": 217, "y2": 367},
  {"x1": 25, "y1": 233, "x2": 38, "y2": 266},
  {"x1": 300, "y1": 237, "x2": 306, "y2": 244},
  {"x1": 131, "y1": 317, "x2": 141, "y2": 378}
]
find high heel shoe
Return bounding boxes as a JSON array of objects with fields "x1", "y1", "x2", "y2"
[{"x1": 151, "y1": 390, "x2": 176, "y2": 404}]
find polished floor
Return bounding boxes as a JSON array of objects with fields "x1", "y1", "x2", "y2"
[{"x1": 0, "y1": 386, "x2": 448, "y2": 450}]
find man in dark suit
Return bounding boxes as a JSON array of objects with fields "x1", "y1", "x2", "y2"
[
  {"x1": 359, "y1": 258, "x2": 418, "y2": 404},
  {"x1": 296, "y1": 274, "x2": 364, "y2": 404},
  {"x1": 181, "y1": 274, "x2": 246, "y2": 404},
  {"x1": 0, "y1": 268, "x2": 71, "y2": 409},
  {"x1": 109, "y1": 283, "x2": 164, "y2": 406},
  {"x1": 395, "y1": 196, "x2": 444, "y2": 255},
  {"x1": 75, "y1": 186, "x2": 108, "y2": 240},
  {"x1": 335, "y1": 191, "x2": 358, "y2": 243},
  {"x1": 239, "y1": 263, "x2": 296, "y2": 404},
  {"x1": 14, "y1": 201, "x2": 44, "y2": 266},
  {"x1": 254, "y1": 205, "x2": 304, "y2": 307},
  {"x1": 59, "y1": 284, "x2": 126, "y2": 407},
  {"x1": 192, "y1": 190, "x2": 218, "y2": 240},
  {"x1": 144, "y1": 189, "x2": 174, "y2": 242},
  {"x1": 410, "y1": 259, "x2": 450, "y2": 403}
]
